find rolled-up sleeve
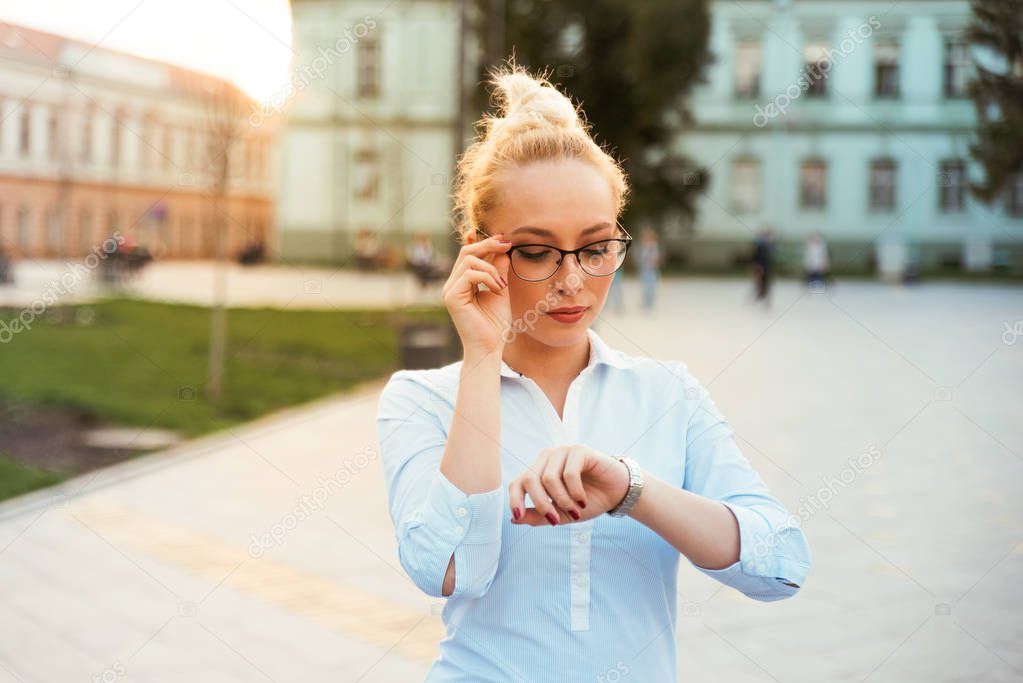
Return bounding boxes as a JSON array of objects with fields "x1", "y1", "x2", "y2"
[
  {"x1": 376, "y1": 372, "x2": 504, "y2": 599},
  {"x1": 681, "y1": 378, "x2": 811, "y2": 601}
]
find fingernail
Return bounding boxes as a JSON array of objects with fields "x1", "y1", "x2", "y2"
[
  {"x1": 569, "y1": 510, "x2": 580, "y2": 521},
  {"x1": 512, "y1": 506, "x2": 522, "y2": 520},
  {"x1": 545, "y1": 511, "x2": 559, "y2": 526},
  {"x1": 577, "y1": 499, "x2": 586, "y2": 509}
]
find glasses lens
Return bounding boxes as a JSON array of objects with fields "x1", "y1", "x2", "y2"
[
  {"x1": 511, "y1": 246, "x2": 563, "y2": 281},
  {"x1": 579, "y1": 240, "x2": 628, "y2": 276}
]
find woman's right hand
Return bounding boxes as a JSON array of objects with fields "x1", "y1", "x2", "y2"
[{"x1": 442, "y1": 233, "x2": 513, "y2": 357}]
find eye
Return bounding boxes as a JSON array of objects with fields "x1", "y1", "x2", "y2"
[
  {"x1": 519, "y1": 247, "x2": 556, "y2": 261},
  {"x1": 582, "y1": 243, "x2": 612, "y2": 257}
]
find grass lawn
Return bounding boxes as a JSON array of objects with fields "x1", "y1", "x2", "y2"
[
  {"x1": 0, "y1": 454, "x2": 68, "y2": 501},
  {"x1": 0, "y1": 298, "x2": 449, "y2": 501}
]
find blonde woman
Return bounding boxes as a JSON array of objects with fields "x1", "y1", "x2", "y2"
[{"x1": 376, "y1": 63, "x2": 810, "y2": 682}]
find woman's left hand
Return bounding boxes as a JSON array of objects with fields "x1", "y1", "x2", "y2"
[{"x1": 508, "y1": 445, "x2": 631, "y2": 526}]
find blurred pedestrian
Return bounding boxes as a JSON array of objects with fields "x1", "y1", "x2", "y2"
[
  {"x1": 406, "y1": 232, "x2": 442, "y2": 289},
  {"x1": 606, "y1": 267, "x2": 626, "y2": 314},
  {"x1": 353, "y1": 229, "x2": 382, "y2": 270},
  {"x1": 0, "y1": 245, "x2": 12, "y2": 285},
  {"x1": 751, "y1": 225, "x2": 775, "y2": 308},
  {"x1": 637, "y1": 227, "x2": 661, "y2": 311},
  {"x1": 803, "y1": 231, "x2": 830, "y2": 292}
]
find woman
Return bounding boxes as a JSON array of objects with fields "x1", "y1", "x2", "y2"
[{"x1": 376, "y1": 63, "x2": 810, "y2": 682}]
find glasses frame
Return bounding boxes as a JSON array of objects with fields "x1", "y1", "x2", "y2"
[{"x1": 480, "y1": 224, "x2": 634, "y2": 282}]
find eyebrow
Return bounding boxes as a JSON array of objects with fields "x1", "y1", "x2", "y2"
[{"x1": 509, "y1": 223, "x2": 614, "y2": 238}]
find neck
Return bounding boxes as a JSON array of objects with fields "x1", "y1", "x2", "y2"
[{"x1": 502, "y1": 331, "x2": 591, "y2": 383}]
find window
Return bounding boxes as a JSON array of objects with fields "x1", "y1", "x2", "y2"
[
  {"x1": 162, "y1": 124, "x2": 173, "y2": 170},
  {"x1": 803, "y1": 43, "x2": 831, "y2": 98},
  {"x1": 47, "y1": 109, "x2": 59, "y2": 161},
  {"x1": 874, "y1": 42, "x2": 900, "y2": 98},
  {"x1": 46, "y1": 209, "x2": 61, "y2": 252},
  {"x1": 357, "y1": 38, "x2": 381, "y2": 98},
  {"x1": 81, "y1": 106, "x2": 94, "y2": 164},
  {"x1": 353, "y1": 149, "x2": 380, "y2": 199},
  {"x1": 141, "y1": 114, "x2": 155, "y2": 169},
  {"x1": 17, "y1": 207, "x2": 32, "y2": 250},
  {"x1": 79, "y1": 208, "x2": 93, "y2": 252},
  {"x1": 111, "y1": 112, "x2": 122, "y2": 170},
  {"x1": 107, "y1": 210, "x2": 120, "y2": 242},
  {"x1": 799, "y1": 160, "x2": 827, "y2": 209},
  {"x1": 19, "y1": 106, "x2": 31, "y2": 157},
  {"x1": 944, "y1": 37, "x2": 970, "y2": 98},
  {"x1": 869, "y1": 159, "x2": 897, "y2": 211},
  {"x1": 734, "y1": 41, "x2": 761, "y2": 99},
  {"x1": 731, "y1": 158, "x2": 761, "y2": 213},
  {"x1": 938, "y1": 160, "x2": 966, "y2": 213},
  {"x1": 1008, "y1": 172, "x2": 1023, "y2": 217}
]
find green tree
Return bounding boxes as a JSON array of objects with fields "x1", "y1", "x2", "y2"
[
  {"x1": 470, "y1": 0, "x2": 713, "y2": 236},
  {"x1": 966, "y1": 0, "x2": 1023, "y2": 212}
]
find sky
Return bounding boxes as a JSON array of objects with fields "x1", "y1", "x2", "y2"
[{"x1": 0, "y1": 0, "x2": 294, "y2": 102}]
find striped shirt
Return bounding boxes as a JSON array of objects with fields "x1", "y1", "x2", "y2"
[{"x1": 376, "y1": 327, "x2": 811, "y2": 681}]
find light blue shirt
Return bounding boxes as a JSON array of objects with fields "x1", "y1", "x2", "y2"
[{"x1": 376, "y1": 327, "x2": 811, "y2": 682}]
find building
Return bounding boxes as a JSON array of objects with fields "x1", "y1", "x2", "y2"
[
  {"x1": 675, "y1": 0, "x2": 1023, "y2": 274},
  {"x1": 0, "y1": 23, "x2": 275, "y2": 261},
  {"x1": 277, "y1": 0, "x2": 462, "y2": 264}
]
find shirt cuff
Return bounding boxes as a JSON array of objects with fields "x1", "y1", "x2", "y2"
[
  {"x1": 694, "y1": 502, "x2": 809, "y2": 601},
  {"x1": 423, "y1": 469, "x2": 505, "y2": 546}
]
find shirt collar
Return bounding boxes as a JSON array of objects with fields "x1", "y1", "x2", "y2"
[{"x1": 498, "y1": 327, "x2": 630, "y2": 379}]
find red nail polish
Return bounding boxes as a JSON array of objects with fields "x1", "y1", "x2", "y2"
[
  {"x1": 569, "y1": 510, "x2": 580, "y2": 520},
  {"x1": 577, "y1": 499, "x2": 586, "y2": 509},
  {"x1": 512, "y1": 506, "x2": 522, "y2": 521},
  {"x1": 545, "y1": 511, "x2": 559, "y2": 526}
]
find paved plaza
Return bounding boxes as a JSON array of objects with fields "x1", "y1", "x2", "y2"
[{"x1": 0, "y1": 272, "x2": 1021, "y2": 682}]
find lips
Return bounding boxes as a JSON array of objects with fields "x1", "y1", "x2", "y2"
[{"x1": 547, "y1": 306, "x2": 588, "y2": 314}]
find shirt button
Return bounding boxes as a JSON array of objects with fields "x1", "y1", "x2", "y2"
[
  {"x1": 454, "y1": 525, "x2": 464, "y2": 534},
  {"x1": 457, "y1": 507, "x2": 468, "y2": 517}
]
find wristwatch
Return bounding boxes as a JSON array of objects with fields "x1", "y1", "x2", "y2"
[{"x1": 607, "y1": 456, "x2": 645, "y2": 517}]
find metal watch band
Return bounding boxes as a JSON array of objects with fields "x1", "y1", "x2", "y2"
[{"x1": 607, "y1": 456, "x2": 644, "y2": 517}]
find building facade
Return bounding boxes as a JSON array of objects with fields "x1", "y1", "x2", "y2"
[
  {"x1": 277, "y1": 0, "x2": 462, "y2": 264},
  {"x1": 0, "y1": 23, "x2": 275, "y2": 261},
  {"x1": 676, "y1": 0, "x2": 1023, "y2": 273}
]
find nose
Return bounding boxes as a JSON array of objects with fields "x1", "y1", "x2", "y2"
[{"x1": 552, "y1": 254, "x2": 586, "y2": 294}]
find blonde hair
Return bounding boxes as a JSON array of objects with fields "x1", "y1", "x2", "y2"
[{"x1": 452, "y1": 62, "x2": 630, "y2": 243}]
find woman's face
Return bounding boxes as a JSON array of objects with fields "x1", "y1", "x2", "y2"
[{"x1": 483, "y1": 157, "x2": 619, "y2": 349}]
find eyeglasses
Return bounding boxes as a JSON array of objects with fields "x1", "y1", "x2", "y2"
[{"x1": 479, "y1": 225, "x2": 633, "y2": 282}]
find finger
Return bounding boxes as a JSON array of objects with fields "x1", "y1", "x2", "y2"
[
  {"x1": 462, "y1": 268, "x2": 506, "y2": 294},
  {"x1": 515, "y1": 501, "x2": 571, "y2": 526},
  {"x1": 562, "y1": 448, "x2": 588, "y2": 511},
  {"x1": 459, "y1": 255, "x2": 505, "y2": 288},
  {"x1": 444, "y1": 268, "x2": 505, "y2": 304},
  {"x1": 460, "y1": 233, "x2": 512, "y2": 257},
  {"x1": 541, "y1": 450, "x2": 581, "y2": 520},
  {"x1": 521, "y1": 470, "x2": 560, "y2": 525},
  {"x1": 508, "y1": 478, "x2": 526, "y2": 522}
]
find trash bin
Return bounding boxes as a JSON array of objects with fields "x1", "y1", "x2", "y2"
[{"x1": 397, "y1": 314, "x2": 461, "y2": 370}]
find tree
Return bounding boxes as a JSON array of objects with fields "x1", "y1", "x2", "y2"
[
  {"x1": 469, "y1": 0, "x2": 713, "y2": 237},
  {"x1": 186, "y1": 76, "x2": 251, "y2": 402},
  {"x1": 966, "y1": 0, "x2": 1023, "y2": 211}
]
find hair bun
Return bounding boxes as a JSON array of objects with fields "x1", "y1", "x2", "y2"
[{"x1": 490, "y1": 66, "x2": 581, "y2": 132}]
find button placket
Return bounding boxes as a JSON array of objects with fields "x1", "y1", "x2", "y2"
[{"x1": 564, "y1": 372, "x2": 592, "y2": 632}]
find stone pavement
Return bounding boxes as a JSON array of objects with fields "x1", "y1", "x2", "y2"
[{"x1": 0, "y1": 277, "x2": 1021, "y2": 682}]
